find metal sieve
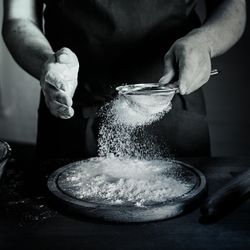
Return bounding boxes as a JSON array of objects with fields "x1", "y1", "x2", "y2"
[
  {"x1": 116, "y1": 83, "x2": 178, "y2": 96},
  {"x1": 116, "y1": 84, "x2": 178, "y2": 116},
  {"x1": 116, "y1": 69, "x2": 219, "y2": 96},
  {"x1": 115, "y1": 69, "x2": 219, "y2": 115}
]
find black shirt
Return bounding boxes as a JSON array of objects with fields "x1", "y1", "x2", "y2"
[{"x1": 43, "y1": 0, "x2": 202, "y2": 107}]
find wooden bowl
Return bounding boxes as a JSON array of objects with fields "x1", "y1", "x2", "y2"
[
  {"x1": 0, "y1": 140, "x2": 11, "y2": 182},
  {"x1": 47, "y1": 159, "x2": 206, "y2": 222}
]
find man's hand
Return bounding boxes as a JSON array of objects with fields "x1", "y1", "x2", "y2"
[
  {"x1": 40, "y1": 48, "x2": 79, "y2": 119},
  {"x1": 159, "y1": 31, "x2": 212, "y2": 95}
]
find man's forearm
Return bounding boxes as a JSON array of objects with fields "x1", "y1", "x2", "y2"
[
  {"x1": 189, "y1": 0, "x2": 246, "y2": 58},
  {"x1": 2, "y1": 18, "x2": 54, "y2": 80}
]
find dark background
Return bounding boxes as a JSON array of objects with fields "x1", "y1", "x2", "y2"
[
  {"x1": 0, "y1": 1, "x2": 249, "y2": 157},
  {"x1": 201, "y1": 2, "x2": 250, "y2": 157}
]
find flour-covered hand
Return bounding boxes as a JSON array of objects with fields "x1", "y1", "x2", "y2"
[
  {"x1": 159, "y1": 31, "x2": 212, "y2": 95},
  {"x1": 40, "y1": 47, "x2": 79, "y2": 119}
]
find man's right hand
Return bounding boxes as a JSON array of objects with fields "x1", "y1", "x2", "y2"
[{"x1": 40, "y1": 47, "x2": 79, "y2": 119}]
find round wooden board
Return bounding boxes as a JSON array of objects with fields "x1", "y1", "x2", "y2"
[
  {"x1": 0, "y1": 140, "x2": 11, "y2": 181},
  {"x1": 47, "y1": 159, "x2": 206, "y2": 222}
]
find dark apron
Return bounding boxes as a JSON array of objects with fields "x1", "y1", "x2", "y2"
[{"x1": 37, "y1": 0, "x2": 210, "y2": 160}]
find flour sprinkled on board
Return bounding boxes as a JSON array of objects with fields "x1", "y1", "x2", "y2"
[{"x1": 58, "y1": 157, "x2": 193, "y2": 207}]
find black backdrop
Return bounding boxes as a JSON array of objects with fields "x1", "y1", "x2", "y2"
[{"x1": 198, "y1": 2, "x2": 250, "y2": 157}]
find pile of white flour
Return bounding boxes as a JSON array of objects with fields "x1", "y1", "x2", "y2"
[{"x1": 59, "y1": 157, "x2": 192, "y2": 207}]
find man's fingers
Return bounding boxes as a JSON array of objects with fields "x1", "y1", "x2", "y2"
[
  {"x1": 55, "y1": 92, "x2": 73, "y2": 107},
  {"x1": 43, "y1": 84, "x2": 73, "y2": 107},
  {"x1": 159, "y1": 53, "x2": 175, "y2": 85},
  {"x1": 49, "y1": 101, "x2": 74, "y2": 119},
  {"x1": 43, "y1": 81, "x2": 74, "y2": 118},
  {"x1": 55, "y1": 47, "x2": 76, "y2": 64},
  {"x1": 159, "y1": 72, "x2": 175, "y2": 85},
  {"x1": 40, "y1": 48, "x2": 79, "y2": 119},
  {"x1": 177, "y1": 58, "x2": 197, "y2": 95},
  {"x1": 179, "y1": 57, "x2": 211, "y2": 95},
  {"x1": 43, "y1": 65, "x2": 78, "y2": 98},
  {"x1": 44, "y1": 69, "x2": 66, "y2": 91},
  {"x1": 185, "y1": 72, "x2": 211, "y2": 95},
  {"x1": 44, "y1": 92, "x2": 74, "y2": 119}
]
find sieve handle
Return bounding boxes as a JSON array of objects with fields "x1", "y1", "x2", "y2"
[
  {"x1": 210, "y1": 69, "x2": 220, "y2": 76},
  {"x1": 116, "y1": 69, "x2": 220, "y2": 95},
  {"x1": 166, "y1": 68, "x2": 220, "y2": 84},
  {"x1": 159, "y1": 68, "x2": 220, "y2": 92}
]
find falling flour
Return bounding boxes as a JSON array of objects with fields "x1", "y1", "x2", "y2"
[
  {"x1": 106, "y1": 94, "x2": 172, "y2": 127},
  {"x1": 58, "y1": 157, "x2": 193, "y2": 207},
  {"x1": 97, "y1": 94, "x2": 171, "y2": 159},
  {"x1": 63, "y1": 92, "x2": 185, "y2": 207}
]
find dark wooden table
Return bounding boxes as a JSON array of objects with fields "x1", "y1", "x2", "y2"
[{"x1": 0, "y1": 157, "x2": 250, "y2": 250}]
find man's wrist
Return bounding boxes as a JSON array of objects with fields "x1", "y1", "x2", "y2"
[
  {"x1": 185, "y1": 28, "x2": 214, "y2": 58},
  {"x1": 39, "y1": 50, "x2": 55, "y2": 83},
  {"x1": 40, "y1": 49, "x2": 55, "y2": 64}
]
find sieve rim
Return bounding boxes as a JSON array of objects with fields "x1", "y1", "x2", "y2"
[
  {"x1": 0, "y1": 140, "x2": 11, "y2": 164},
  {"x1": 116, "y1": 83, "x2": 178, "y2": 96}
]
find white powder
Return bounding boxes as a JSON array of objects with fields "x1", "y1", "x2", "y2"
[
  {"x1": 109, "y1": 94, "x2": 172, "y2": 127},
  {"x1": 58, "y1": 157, "x2": 193, "y2": 207},
  {"x1": 98, "y1": 116, "x2": 164, "y2": 159},
  {"x1": 65, "y1": 90, "x2": 185, "y2": 207},
  {"x1": 97, "y1": 95, "x2": 170, "y2": 159}
]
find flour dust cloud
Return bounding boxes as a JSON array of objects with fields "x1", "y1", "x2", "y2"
[{"x1": 97, "y1": 95, "x2": 172, "y2": 159}]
